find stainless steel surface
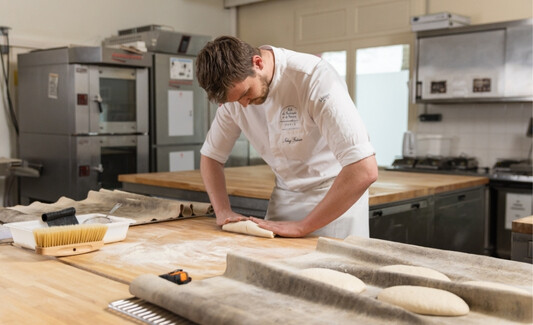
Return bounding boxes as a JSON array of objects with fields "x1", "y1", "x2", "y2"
[
  {"x1": 108, "y1": 297, "x2": 195, "y2": 325},
  {"x1": 82, "y1": 202, "x2": 122, "y2": 224},
  {"x1": 103, "y1": 28, "x2": 211, "y2": 56},
  {"x1": 18, "y1": 47, "x2": 151, "y2": 203},
  {"x1": 18, "y1": 46, "x2": 152, "y2": 68},
  {"x1": 18, "y1": 48, "x2": 150, "y2": 136},
  {"x1": 149, "y1": 51, "x2": 213, "y2": 172},
  {"x1": 19, "y1": 134, "x2": 149, "y2": 203},
  {"x1": 152, "y1": 53, "x2": 206, "y2": 145},
  {"x1": 490, "y1": 178, "x2": 533, "y2": 259},
  {"x1": 402, "y1": 131, "x2": 416, "y2": 158},
  {"x1": 413, "y1": 18, "x2": 533, "y2": 103}
]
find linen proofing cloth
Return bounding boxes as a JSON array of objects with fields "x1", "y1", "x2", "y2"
[
  {"x1": 129, "y1": 236, "x2": 533, "y2": 325},
  {"x1": 0, "y1": 189, "x2": 213, "y2": 225}
]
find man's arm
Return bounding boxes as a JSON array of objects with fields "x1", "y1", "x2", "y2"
[
  {"x1": 252, "y1": 155, "x2": 378, "y2": 237},
  {"x1": 200, "y1": 154, "x2": 248, "y2": 226}
]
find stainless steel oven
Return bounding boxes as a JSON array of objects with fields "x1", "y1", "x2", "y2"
[
  {"x1": 95, "y1": 66, "x2": 148, "y2": 134},
  {"x1": 19, "y1": 134, "x2": 148, "y2": 203},
  {"x1": 490, "y1": 160, "x2": 533, "y2": 259},
  {"x1": 18, "y1": 46, "x2": 151, "y2": 203}
]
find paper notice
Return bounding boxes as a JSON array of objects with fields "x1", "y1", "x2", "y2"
[
  {"x1": 505, "y1": 193, "x2": 533, "y2": 230},
  {"x1": 170, "y1": 57, "x2": 193, "y2": 80},
  {"x1": 48, "y1": 73, "x2": 59, "y2": 99},
  {"x1": 168, "y1": 90, "x2": 194, "y2": 136},
  {"x1": 169, "y1": 150, "x2": 194, "y2": 171}
]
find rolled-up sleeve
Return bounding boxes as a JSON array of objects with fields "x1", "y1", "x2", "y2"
[
  {"x1": 200, "y1": 105, "x2": 242, "y2": 164},
  {"x1": 309, "y1": 63, "x2": 375, "y2": 167}
]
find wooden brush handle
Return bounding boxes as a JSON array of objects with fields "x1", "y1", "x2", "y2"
[{"x1": 35, "y1": 241, "x2": 104, "y2": 256}]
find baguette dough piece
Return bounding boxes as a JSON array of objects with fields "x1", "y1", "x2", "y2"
[
  {"x1": 463, "y1": 280, "x2": 530, "y2": 295},
  {"x1": 299, "y1": 268, "x2": 366, "y2": 293},
  {"x1": 222, "y1": 220, "x2": 275, "y2": 238},
  {"x1": 379, "y1": 264, "x2": 451, "y2": 282},
  {"x1": 377, "y1": 285, "x2": 469, "y2": 316}
]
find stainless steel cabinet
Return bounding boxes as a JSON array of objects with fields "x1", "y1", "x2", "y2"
[
  {"x1": 369, "y1": 197, "x2": 434, "y2": 247},
  {"x1": 433, "y1": 186, "x2": 487, "y2": 255}
]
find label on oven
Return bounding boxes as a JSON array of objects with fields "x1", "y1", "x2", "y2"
[
  {"x1": 170, "y1": 57, "x2": 193, "y2": 81},
  {"x1": 505, "y1": 193, "x2": 533, "y2": 230}
]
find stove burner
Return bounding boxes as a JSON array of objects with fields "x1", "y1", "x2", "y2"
[
  {"x1": 493, "y1": 159, "x2": 532, "y2": 177},
  {"x1": 391, "y1": 156, "x2": 479, "y2": 171}
]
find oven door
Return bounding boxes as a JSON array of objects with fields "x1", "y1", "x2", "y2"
[
  {"x1": 490, "y1": 179, "x2": 533, "y2": 259},
  {"x1": 98, "y1": 135, "x2": 149, "y2": 189},
  {"x1": 89, "y1": 66, "x2": 148, "y2": 134}
]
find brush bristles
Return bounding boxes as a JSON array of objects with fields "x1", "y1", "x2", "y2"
[{"x1": 33, "y1": 224, "x2": 108, "y2": 248}]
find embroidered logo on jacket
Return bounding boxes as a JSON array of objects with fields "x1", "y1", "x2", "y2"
[{"x1": 280, "y1": 105, "x2": 300, "y2": 131}]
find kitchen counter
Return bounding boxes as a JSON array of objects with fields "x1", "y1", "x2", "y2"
[
  {"x1": 0, "y1": 244, "x2": 132, "y2": 324},
  {"x1": 118, "y1": 165, "x2": 490, "y2": 206},
  {"x1": 58, "y1": 217, "x2": 319, "y2": 283},
  {"x1": 1, "y1": 217, "x2": 320, "y2": 324},
  {"x1": 2, "y1": 215, "x2": 531, "y2": 324}
]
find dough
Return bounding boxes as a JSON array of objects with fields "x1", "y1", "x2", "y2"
[
  {"x1": 379, "y1": 264, "x2": 451, "y2": 282},
  {"x1": 377, "y1": 285, "x2": 469, "y2": 316},
  {"x1": 463, "y1": 281, "x2": 530, "y2": 295},
  {"x1": 299, "y1": 268, "x2": 366, "y2": 293},
  {"x1": 222, "y1": 220, "x2": 275, "y2": 238}
]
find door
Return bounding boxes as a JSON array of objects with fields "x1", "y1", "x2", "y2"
[
  {"x1": 89, "y1": 66, "x2": 149, "y2": 134},
  {"x1": 153, "y1": 53, "x2": 208, "y2": 145}
]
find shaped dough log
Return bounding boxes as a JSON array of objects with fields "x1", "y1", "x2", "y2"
[
  {"x1": 222, "y1": 220, "x2": 275, "y2": 238},
  {"x1": 377, "y1": 285, "x2": 469, "y2": 316},
  {"x1": 379, "y1": 264, "x2": 451, "y2": 282},
  {"x1": 299, "y1": 268, "x2": 366, "y2": 293}
]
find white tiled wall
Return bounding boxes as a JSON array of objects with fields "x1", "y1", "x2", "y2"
[{"x1": 414, "y1": 102, "x2": 533, "y2": 169}]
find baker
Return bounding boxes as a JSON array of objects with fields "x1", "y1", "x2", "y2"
[{"x1": 195, "y1": 36, "x2": 378, "y2": 239}]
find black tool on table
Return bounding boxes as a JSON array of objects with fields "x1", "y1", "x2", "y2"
[
  {"x1": 160, "y1": 269, "x2": 191, "y2": 285},
  {"x1": 41, "y1": 207, "x2": 78, "y2": 226}
]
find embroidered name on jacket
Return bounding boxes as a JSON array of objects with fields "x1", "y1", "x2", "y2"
[{"x1": 280, "y1": 106, "x2": 300, "y2": 131}]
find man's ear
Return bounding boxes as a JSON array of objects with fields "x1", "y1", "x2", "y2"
[{"x1": 252, "y1": 55, "x2": 264, "y2": 70}]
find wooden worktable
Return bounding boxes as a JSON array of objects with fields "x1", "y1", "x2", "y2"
[
  {"x1": 0, "y1": 244, "x2": 132, "y2": 324},
  {"x1": 118, "y1": 165, "x2": 489, "y2": 206},
  {"x1": 59, "y1": 217, "x2": 319, "y2": 284},
  {"x1": 2, "y1": 217, "x2": 319, "y2": 324}
]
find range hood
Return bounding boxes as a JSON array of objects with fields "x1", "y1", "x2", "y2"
[{"x1": 413, "y1": 18, "x2": 532, "y2": 103}]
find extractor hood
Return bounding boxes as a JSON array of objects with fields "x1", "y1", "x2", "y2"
[{"x1": 413, "y1": 18, "x2": 532, "y2": 103}]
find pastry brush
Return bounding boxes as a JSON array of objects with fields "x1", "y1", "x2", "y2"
[{"x1": 32, "y1": 224, "x2": 108, "y2": 256}]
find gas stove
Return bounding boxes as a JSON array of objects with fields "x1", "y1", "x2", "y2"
[
  {"x1": 390, "y1": 156, "x2": 482, "y2": 174},
  {"x1": 491, "y1": 159, "x2": 533, "y2": 183}
]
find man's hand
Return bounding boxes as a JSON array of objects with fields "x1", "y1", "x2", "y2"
[
  {"x1": 215, "y1": 211, "x2": 250, "y2": 226},
  {"x1": 250, "y1": 217, "x2": 308, "y2": 238}
]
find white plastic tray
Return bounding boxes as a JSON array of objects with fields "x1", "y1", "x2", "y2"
[{"x1": 4, "y1": 214, "x2": 136, "y2": 250}]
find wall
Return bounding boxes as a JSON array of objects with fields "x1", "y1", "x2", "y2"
[
  {"x1": 236, "y1": 0, "x2": 533, "y2": 168},
  {"x1": 416, "y1": 103, "x2": 533, "y2": 168},
  {"x1": 0, "y1": 0, "x2": 235, "y2": 206}
]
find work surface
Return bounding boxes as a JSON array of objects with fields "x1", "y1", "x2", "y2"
[
  {"x1": 2, "y1": 213, "x2": 532, "y2": 324},
  {"x1": 1, "y1": 216, "x2": 319, "y2": 324},
  {"x1": 119, "y1": 165, "x2": 489, "y2": 205},
  {"x1": 59, "y1": 217, "x2": 319, "y2": 283}
]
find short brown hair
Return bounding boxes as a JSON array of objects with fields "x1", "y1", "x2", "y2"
[{"x1": 196, "y1": 36, "x2": 260, "y2": 103}]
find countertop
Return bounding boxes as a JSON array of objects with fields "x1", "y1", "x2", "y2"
[
  {"x1": 118, "y1": 165, "x2": 490, "y2": 206},
  {"x1": 1, "y1": 217, "x2": 319, "y2": 324},
  {"x1": 513, "y1": 215, "x2": 533, "y2": 235}
]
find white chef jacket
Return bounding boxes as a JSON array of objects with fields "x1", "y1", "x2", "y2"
[{"x1": 200, "y1": 46, "x2": 375, "y2": 238}]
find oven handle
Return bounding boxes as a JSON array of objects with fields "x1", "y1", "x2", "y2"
[
  {"x1": 92, "y1": 163, "x2": 104, "y2": 173},
  {"x1": 94, "y1": 94, "x2": 103, "y2": 113}
]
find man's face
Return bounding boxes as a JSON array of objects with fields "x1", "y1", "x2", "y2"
[{"x1": 225, "y1": 73, "x2": 270, "y2": 107}]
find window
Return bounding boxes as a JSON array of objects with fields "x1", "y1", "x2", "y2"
[
  {"x1": 355, "y1": 44, "x2": 410, "y2": 166},
  {"x1": 316, "y1": 51, "x2": 347, "y2": 81}
]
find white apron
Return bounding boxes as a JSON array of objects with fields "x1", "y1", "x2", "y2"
[{"x1": 265, "y1": 179, "x2": 369, "y2": 239}]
